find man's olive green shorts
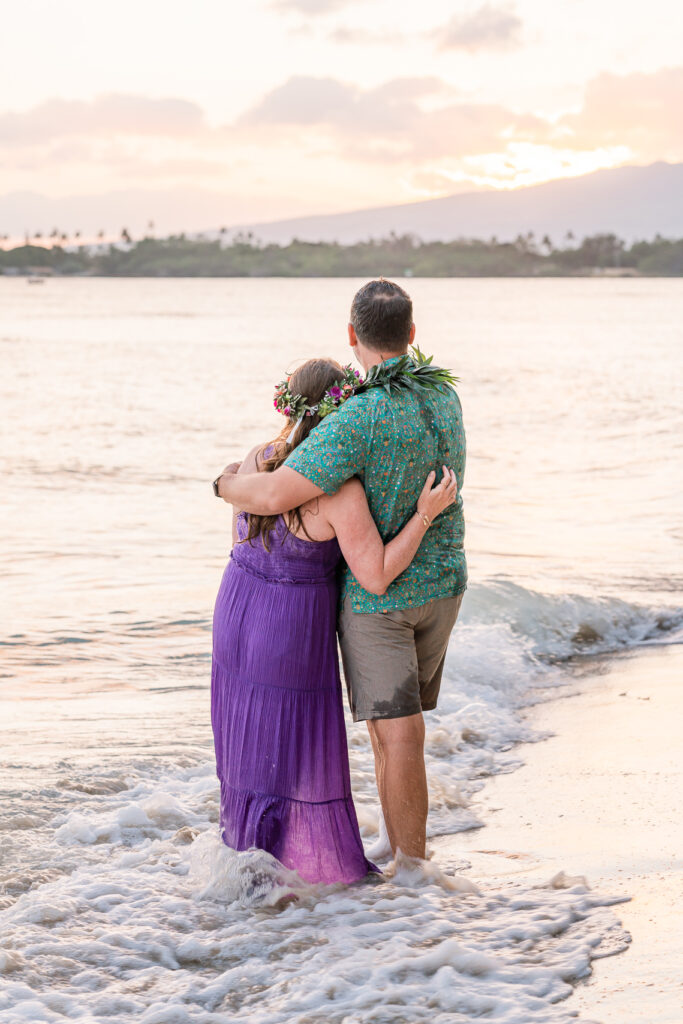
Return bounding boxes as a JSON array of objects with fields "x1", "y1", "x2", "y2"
[{"x1": 338, "y1": 592, "x2": 464, "y2": 723}]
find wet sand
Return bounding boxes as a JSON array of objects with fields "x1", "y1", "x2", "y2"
[{"x1": 435, "y1": 643, "x2": 683, "y2": 1024}]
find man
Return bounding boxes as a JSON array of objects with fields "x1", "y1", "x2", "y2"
[{"x1": 216, "y1": 279, "x2": 467, "y2": 861}]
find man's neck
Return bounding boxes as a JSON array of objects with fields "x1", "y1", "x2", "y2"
[{"x1": 361, "y1": 347, "x2": 408, "y2": 371}]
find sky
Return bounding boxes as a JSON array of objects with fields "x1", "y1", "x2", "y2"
[{"x1": 2, "y1": 0, "x2": 683, "y2": 237}]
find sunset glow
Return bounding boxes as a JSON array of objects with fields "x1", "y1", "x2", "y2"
[{"x1": 2, "y1": 0, "x2": 682, "y2": 237}]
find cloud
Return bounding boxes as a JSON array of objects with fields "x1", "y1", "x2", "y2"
[
  {"x1": 240, "y1": 75, "x2": 451, "y2": 133},
  {"x1": 238, "y1": 74, "x2": 547, "y2": 161},
  {"x1": 328, "y1": 26, "x2": 403, "y2": 45},
  {"x1": 239, "y1": 76, "x2": 359, "y2": 127},
  {"x1": 434, "y1": 4, "x2": 522, "y2": 52},
  {"x1": 3, "y1": 66, "x2": 682, "y2": 226},
  {"x1": 0, "y1": 94, "x2": 205, "y2": 145},
  {"x1": 271, "y1": 0, "x2": 356, "y2": 13},
  {"x1": 559, "y1": 67, "x2": 683, "y2": 159},
  {"x1": 401, "y1": 169, "x2": 490, "y2": 198}
]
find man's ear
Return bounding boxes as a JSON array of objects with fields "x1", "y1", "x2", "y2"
[
  {"x1": 409, "y1": 323, "x2": 416, "y2": 344},
  {"x1": 348, "y1": 323, "x2": 358, "y2": 348}
]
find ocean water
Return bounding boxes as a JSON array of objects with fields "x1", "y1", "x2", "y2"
[{"x1": 1, "y1": 277, "x2": 682, "y2": 1023}]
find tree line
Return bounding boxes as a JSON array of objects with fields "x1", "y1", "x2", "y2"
[{"x1": 1, "y1": 231, "x2": 682, "y2": 276}]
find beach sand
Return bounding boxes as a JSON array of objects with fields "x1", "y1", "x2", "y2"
[{"x1": 435, "y1": 643, "x2": 683, "y2": 1024}]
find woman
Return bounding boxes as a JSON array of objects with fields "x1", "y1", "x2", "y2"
[{"x1": 211, "y1": 358, "x2": 457, "y2": 885}]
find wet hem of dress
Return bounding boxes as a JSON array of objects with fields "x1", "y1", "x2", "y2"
[{"x1": 218, "y1": 828, "x2": 381, "y2": 885}]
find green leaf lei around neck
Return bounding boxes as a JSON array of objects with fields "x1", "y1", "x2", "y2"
[{"x1": 355, "y1": 345, "x2": 459, "y2": 397}]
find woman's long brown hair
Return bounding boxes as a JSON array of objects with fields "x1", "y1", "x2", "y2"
[{"x1": 242, "y1": 358, "x2": 346, "y2": 551}]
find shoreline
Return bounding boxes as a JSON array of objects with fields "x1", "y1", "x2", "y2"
[
  {"x1": 0, "y1": 270, "x2": 668, "y2": 279},
  {"x1": 434, "y1": 642, "x2": 683, "y2": 1023}
]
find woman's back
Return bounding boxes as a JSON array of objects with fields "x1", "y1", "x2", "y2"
[{"x1": 232, "y1": 511, "x2": 340, "y2": 585}]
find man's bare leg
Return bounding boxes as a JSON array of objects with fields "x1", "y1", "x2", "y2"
[{"x1": 367, "y1": 712, "x2": 427, "y2": 859}]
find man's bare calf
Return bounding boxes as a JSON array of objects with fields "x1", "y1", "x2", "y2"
[{"x1": 367, "y1": 712, "x2": 427, "y2": 860}]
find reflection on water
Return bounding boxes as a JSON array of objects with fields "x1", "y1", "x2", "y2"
[{"x1": 0, "y1": 278, "x2": 680, "y2": 1021}]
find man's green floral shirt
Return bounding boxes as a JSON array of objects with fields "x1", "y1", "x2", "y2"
[{"x1": 286, "y1": 359, "x2": 467, "y2": 613}]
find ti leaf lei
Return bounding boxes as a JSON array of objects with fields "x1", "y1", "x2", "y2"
[{"x1": 355, "y1": 345, "x2": 459, "y2": 397}]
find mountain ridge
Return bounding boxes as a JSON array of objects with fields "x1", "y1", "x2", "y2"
[
  {"x1": 230, "y1": 163, "x2": 683, "y2": 245},
  {"x1": 2, "y1": 163, "x2": 682, "y2": 245}
]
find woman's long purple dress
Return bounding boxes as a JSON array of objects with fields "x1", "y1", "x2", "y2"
[{"x1": 211, "y1": 512, "x2": 375, "y2": 885}]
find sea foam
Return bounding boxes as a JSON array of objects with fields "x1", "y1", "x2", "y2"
[{"x1": 2, "y1": 581, "x2": 671, "y2": 1021}]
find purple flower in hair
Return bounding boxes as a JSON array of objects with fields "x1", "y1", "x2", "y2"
[{"x1": 328, "y1": 385, "x2": 342, "y2": 399}]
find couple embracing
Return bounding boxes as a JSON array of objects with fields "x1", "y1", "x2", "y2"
[{"x1": 211, "y1": 279, "x2": 467, "y2": 884}]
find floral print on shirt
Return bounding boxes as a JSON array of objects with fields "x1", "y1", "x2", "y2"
[{"x1": 285, "y1": 359, "x2": 467, "y2": 614}]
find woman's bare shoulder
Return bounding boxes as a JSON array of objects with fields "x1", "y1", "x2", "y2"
[{"x1": 296, "y1": 483, "x2": 362, "y2": 539}]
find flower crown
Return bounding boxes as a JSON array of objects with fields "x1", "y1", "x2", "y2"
[{"x1": 273, "y1": 364, "x2": 361, "y2": 421}]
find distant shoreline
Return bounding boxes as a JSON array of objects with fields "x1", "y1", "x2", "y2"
[
  {"x1": 2, "y1": 232, "x2": 682, "y2": 277},
  {"x1": 2, "y1": 272, "x2": 655, "y2": 279},
  {"x1": 1, "y1": 271, "x2": 653, "y2": 279}
]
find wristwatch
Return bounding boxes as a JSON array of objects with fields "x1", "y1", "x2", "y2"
[{"x1": 212, "y1": 475, "x2": 223, "y2": 497}]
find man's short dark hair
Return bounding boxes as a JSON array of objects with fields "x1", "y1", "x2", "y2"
[{"x1": 350, "y1": 279, "x2": 413, "y2": 352}]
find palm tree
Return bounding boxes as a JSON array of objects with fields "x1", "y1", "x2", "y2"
[
  {"x1": 121, "y1": 227, "x2": 132, "y2": 244},
  {"x1": 147, "y1": 220, "x2": 155, "y2": 238}
]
